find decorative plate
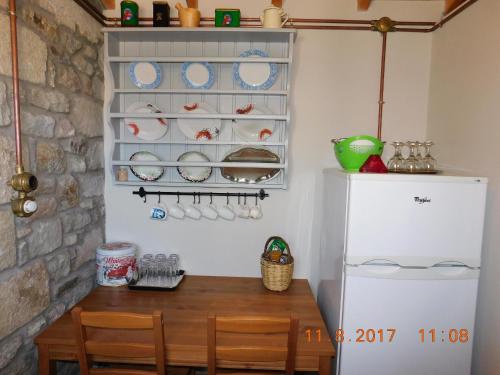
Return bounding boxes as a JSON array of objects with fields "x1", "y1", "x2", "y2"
[
  {"x1": 181, "y1": 62, "x2": 215, "y2": 89},
  {"x1": 233, "y1": 49, "x2": 278, "y2": 90},
  {"x1": 177, "y1": 151, "x2": 212, "y2": 182},
  {"x1": 129, "y1": 151, "x2": 164, "y2": 181},
  {"x1": 178, "y1": 102, "x2": 222, "y2": 141},
  {"x1": 233, "y1": 104, "x2": 275, "y2": 141},
  {"x1": 220, "y1": 147, "x2": 281, "y2": 184},
  {"x1": 125, "y1": 102, "x2": 168, "y2": 141},
  {"x1": 129, "y1": 62, "x2": 162, "y2": 89}
]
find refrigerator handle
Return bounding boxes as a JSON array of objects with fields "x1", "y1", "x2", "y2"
[{"x1": 360, "y1": 259, "x2": 402, "y2": 267}]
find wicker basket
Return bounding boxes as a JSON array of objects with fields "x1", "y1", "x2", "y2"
[{"x1": 261, "y1": 236, "x2": 294, "y2": 292}]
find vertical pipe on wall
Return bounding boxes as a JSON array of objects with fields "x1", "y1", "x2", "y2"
[
  {"x1": 8, "y1": 0, "x2": 22, "y2": 166},
  {"x1": 377, "y1": 32, "x2": 388, "y2": 140},
  {"x1": 8, "y1": 0, "x2": 39, "y2": 218}
]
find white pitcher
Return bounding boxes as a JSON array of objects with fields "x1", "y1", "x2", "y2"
[{"x1": 260, "y1": 6, "x2": 288, "y2": 28}]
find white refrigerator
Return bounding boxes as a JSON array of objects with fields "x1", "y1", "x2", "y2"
[{"x1": 317, "y1": 169, "x2": 487, "y2": 375}]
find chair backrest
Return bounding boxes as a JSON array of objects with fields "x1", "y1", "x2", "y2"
[
  {"x1": 71, "y1": 307, "x2": 166, "y2": 375},
  {"x1": 207, "y1": 315, "x2": 299, "y2": 375}
]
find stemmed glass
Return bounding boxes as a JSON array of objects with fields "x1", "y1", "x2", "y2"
[
  {"x1": 422, "y1": 141, "x2": 437, "y2": 171},
  {"x1": 387, "y1": 142, "x2": 406, "y2": 172},
  {"x1": 405, "y1": 141, "x2": 422, "y2": 173}
]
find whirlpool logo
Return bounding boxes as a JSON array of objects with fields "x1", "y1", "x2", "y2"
[{"x1": 414, "y1": 196, "x2": 431, "y2": 204}]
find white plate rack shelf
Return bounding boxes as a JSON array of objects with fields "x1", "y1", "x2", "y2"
[{"x1": 104, "y1": 27, "x2": 296, "y2": 189}]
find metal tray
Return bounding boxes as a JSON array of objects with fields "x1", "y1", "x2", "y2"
[
  {"x1": 221, "y1": 147, "x2": 281, "y2": 184},
  {"x1": 128, "y1": 270, "x2": 185, "y2": 291},
  {"x1": 388, "y1": 170, "x2": 441, "y2": 175}
]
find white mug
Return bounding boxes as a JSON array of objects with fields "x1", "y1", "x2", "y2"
[
  {"x1": 183, "y1": 204, "x2": 201, "y2": 220},
  {"x1": 218, "y1": 204, "x2": 235, "y2": 221},
  {"x1": 260, "y1": 6, "x2": 288, "y2": 28},
  {"x1": 250, "y1": 204, "x2": 263, "y2": 220},
  {"x1": 236, "y1": 203, "x2": 250, "y2": 219},
  {"x1": 200, "y1": 204, "x2": 218, "y2": 220},
  {"x1": 167, "y1": 202, "x2": 185, "y2": 219}
]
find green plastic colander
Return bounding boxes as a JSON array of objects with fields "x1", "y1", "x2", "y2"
[{"x1": 332, "y1": 135, "x2": 384, "y2": 171}]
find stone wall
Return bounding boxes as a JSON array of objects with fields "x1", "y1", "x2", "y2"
[{"x1": 0, "y1": 0, "x2": 105, "y2": 373}]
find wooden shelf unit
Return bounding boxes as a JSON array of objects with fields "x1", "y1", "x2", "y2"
[{"x1": 104, "y1": 28, "x2": 296, "y2": 189}]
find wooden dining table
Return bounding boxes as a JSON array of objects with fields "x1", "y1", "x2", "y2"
[{"x1": 35, "y1": 276, "x2": 335, "y2": 375}]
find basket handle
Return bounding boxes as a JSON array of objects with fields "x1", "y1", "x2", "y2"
[{"x1": 264, "y1": 236, "x2": 291, "y2": 256}]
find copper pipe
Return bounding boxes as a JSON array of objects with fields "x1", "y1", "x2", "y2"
[
  {"x1": 85, "y1": 0, "x2": 477, "y2": 32},
  {"x1": 377, "y1": 32, "x2": 387, "y2": 140},
  {"x1": 428, "y1": 0, "x2": 478, "y2": 32},
  {"x1": 8, "y1": 0, "x2": 22, "y2": 166},
  {"x1": 104, "y1": 16, "x2": 434, "y2": 27}
]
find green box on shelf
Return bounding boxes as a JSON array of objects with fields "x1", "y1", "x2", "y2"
[{"x1": 215, "y1": 9, "x2": 241, "y2": 27}]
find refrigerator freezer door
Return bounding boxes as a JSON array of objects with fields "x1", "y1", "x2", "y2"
[
  {"x1": 337, "y1": 265, "x2": 478, "y2": 375},
  {"x1": 345, "y1": 178, "x2": 487, "y2": 267}
]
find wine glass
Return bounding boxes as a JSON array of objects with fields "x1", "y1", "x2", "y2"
[
  {"x1": 406, "y1": 141, "x2": 422, "y2": 173},
  {"x1": 422, "y1": 141, "x2": 437, "y2": 172},
  {"x1": 387, "y1": 142, "x2": 406, "y2": 172}
]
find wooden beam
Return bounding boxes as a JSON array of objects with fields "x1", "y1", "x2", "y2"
[
  {"x1": 358, "y1": 0, "x2": 372, "y2": 11},
  {"x1": 444, "y1": 0, "x2": 467, "y2": 15}
]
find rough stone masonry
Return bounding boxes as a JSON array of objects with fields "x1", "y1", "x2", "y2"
[{"x1": 0, "y1": 0, "x2": 105, "y2": 374}]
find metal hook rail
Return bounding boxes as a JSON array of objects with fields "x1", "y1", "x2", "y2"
[{"x1": 133, "y1": 187, "x2": 269, "y2": 203}]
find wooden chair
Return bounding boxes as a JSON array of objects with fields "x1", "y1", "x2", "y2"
[
  {"x1": 207, "y1": 315, "x2": 299, "y2": 375},
  {"x1": 71, "y1": 307, "x2": 166, "y2": 375}
]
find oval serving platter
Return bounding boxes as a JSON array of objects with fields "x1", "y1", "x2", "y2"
[
  {"x1": 177, "y1": 151, "x2": 212, "y2": 182},
  {"x1": 181, "y1": 62, "x2": 215, "y2": 89},
  {"x1": 233, "y1": 49, "x2": 278, "y2": 90},
  {"x1": 220, "y1": 147, "x2": 281, "y2": 184},
  {"x1": 129, "y1": 62, "x2": 162, "y2": 89},
  {"x1": 125, "y1": 102, "x2": 168, "y2": 141},
  {"x1": 129, "y1": 151, "x2": 165, "y2": 182}
]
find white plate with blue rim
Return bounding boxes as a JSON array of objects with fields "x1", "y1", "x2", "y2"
[
  {"x1": 181, "y1": 62, "x2": 215, "y2": 89},
  {"x1": 129, "y1": 62, "x2": 162, "y2": 89},
  {"x1": 233, "y1": 49, "x2": 278, "y2": 90}
]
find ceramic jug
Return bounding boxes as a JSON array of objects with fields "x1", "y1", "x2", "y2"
[
  {"x1": 260, "y1": 6, "x2": 288, "y2": 28},
  {"x1": 175, "y1": 3, "x2": 200, "y2": 27}
]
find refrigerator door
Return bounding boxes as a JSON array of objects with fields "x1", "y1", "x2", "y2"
[
  {"x1": 337, "y1": 265, "x2": 478, "y2": 375},
  {"x1": 345, "y1": 177, "x2": 487, "y2": 267}
]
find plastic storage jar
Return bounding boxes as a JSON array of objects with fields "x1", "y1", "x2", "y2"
[{"x1": 96, "y1": 242, "x2": 137, "y2": 286}]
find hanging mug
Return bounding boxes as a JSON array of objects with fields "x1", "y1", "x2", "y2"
[{"x1": 260, "y1": 6, "x2": 288, "y2": 28}]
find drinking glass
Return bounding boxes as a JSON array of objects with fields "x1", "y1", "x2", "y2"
[
  {"x1": 422, "y1": 141, "x2": 437, "y2": 171},
  {"x1": 387, "y1": 141, "x2": 406, "y2": 172},
  {"x1": 406, "y1": 141, "x2": 422, "y2": 173},
  {"x1": 139, "y1": 259, "x2": 150, "y2": 282},
  {"x1": 168, "y1": 254, "x2": 179, "y2": 276}
]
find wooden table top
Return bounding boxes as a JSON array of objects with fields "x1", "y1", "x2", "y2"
[{"x1": 35, "y1": 276, "x2": 335, "y2": 369}]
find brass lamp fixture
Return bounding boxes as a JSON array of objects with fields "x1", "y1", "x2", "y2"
[{"x1": 8, "y1": 0, "x2": 38, "y2": 217}]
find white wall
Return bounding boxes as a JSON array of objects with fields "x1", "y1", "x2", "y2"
[
  {"x1": 104, "y1": 0, "x2": 441, "y2": 281},
  {"x1": 426, "y1": 0, "x2": 500, "y2": 373}
]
